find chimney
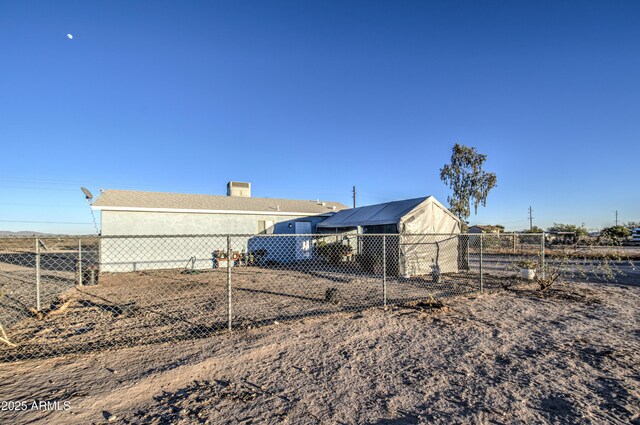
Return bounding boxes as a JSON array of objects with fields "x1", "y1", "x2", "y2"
[{"x1": 227, "y1": 181, "x2": 251, "y2": 197}]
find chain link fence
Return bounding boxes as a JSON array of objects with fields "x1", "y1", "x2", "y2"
[{"x1": 0, "y1": 233, "x2": 544, "y2": 361}]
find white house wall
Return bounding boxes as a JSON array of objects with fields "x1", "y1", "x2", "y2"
[{"x1": 100, "y1": 210, "x2": 321, "y2": 272}]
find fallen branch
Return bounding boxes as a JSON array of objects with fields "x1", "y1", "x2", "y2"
[{"x1": 0, "y1": 322, "x2": 16, "y2": 347}]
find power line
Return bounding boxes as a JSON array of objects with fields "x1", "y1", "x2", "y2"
[
  {"x1": 0, "y1": 185, "x2": 81, "y2": 192},
  {"x1": 0, "y1": 219, "x2": 94, "y2": 225},
  {"x1": 528, "y1": 206, "x2": 534, "y2": 230},
  {"x1": 0, "y1": 202, "x2": 84, "y2": 208},
  {"x1": 0, "y1": 176, "x2": 121, "y2": 187}
]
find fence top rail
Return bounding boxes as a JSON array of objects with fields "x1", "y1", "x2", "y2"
[
  {"x1": 0, "y1": 235, "x2": 99, "y2": 239},
  {"x1": 0, "y1": 232, "x2": 547, "y2": 241},
  {"x1": 94, "y1": 232, "x2": 545, "y2": 239}
]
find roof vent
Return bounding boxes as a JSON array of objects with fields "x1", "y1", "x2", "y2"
[{"x1": 227, "y1": 181, "x2": 251, "y2": 197}]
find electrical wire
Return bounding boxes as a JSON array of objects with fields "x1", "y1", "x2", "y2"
[{"x1": 0, "y1": 219, "x2": 94, "y2": 225}]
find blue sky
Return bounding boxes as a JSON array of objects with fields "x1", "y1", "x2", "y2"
[{"x1": 1, "y1": 0, "x2": 638, "y2": 234}]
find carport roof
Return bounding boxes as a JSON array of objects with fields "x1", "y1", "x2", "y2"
[
  {"x1": 91, "y1": 190, "x2": 348, "y2": 215},
  {"x1": 317, "y1": 197, "x2": 431, "y2": 228}
]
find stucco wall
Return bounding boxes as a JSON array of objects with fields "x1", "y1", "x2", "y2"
[
  {"x1": 99, "y1": 210, "x2": 329, "y2": 272},
  {"x1": 100, "y1": 210, "x2": 318, "y2": 236}
]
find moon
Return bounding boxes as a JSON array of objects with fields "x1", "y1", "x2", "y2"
[{"x1": 67, "y1": 34, "x2": 73, "y2": 40}]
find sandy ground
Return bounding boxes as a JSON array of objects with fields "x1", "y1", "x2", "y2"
[
  {"x1": 0, "y1": 279, "x2": 638, "y2": 424},
  {"x1": 0, "y1": 263, "x2": 486, "y2": 361}
]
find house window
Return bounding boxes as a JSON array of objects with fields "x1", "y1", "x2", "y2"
[{"x1": 258, "y1": 220, "x2": 274, "y2": 234}]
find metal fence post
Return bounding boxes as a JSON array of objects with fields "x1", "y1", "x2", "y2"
[
  {"x1": 382, "y1": 234, "x2": 387, "y2": 307},
  {"x1": 227, "y1": 235, "x2": 232, "y2": 332},
  {"x1": 77, "y1": 238, "x2": 83, "y2": 286},
  {"x1": 479, "y1": 234, "x2": 483, "y2": 293},
  {"x1": 541, "y1": 233, "x2": 545, "y2": 281},
  {"x1": 35, "y1": 238, "x2": 41, "y2": 312}
]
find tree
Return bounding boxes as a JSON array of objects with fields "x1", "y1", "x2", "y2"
[
  {"x1": 547, "y1": 223, "x2": 588, "y2": 238},
  {"x1": 625, "y1": 221, "x2": 640, "y2": 229},
  {"x1": 440, "y1": 144, "x2": 497, "y2": 222},
  {"x1": 600, "y1": 226, "x2": 631, "y2": 245},
  {"x1": 523, "y1": 226, "x2": 544, "y2": 234}
]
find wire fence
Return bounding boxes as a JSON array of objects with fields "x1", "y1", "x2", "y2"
[{"x1": 0, "y1": 233, "x2": 545, "y2": 362}]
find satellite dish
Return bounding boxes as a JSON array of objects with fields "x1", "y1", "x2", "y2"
[{"x1": 81, "y1": 187, "x2": 93, "y2": 201}]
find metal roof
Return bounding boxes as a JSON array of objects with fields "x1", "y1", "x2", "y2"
[
  {"x1": 317, "y1": 197, "x2": 431, "y2": 228},
  {"x1": 91, "y1": 190, "x2": 348, "y2": 215}
]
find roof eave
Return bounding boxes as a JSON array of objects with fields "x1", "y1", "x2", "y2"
[{"x1": 92, "y1": 205, "x2": 335, "y2": 217}]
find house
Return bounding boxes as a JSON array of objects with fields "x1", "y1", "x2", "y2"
[
  {"x1": 468, "y1": 225, "x2": 504, "y2": 234},
  {"x1": 316, "y1": 196, "x2": 461, "y2": 277},
  {"x1": 91, "y1": 182, "x2": 348, "y2": 271}
]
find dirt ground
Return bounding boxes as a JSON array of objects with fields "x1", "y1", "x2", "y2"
[
  {"x1": 0, "y1": 278, "x2": 638, "y2": 424},
  {"x1": 0, "y1": 264, "x2": 484, "y2": 361}
]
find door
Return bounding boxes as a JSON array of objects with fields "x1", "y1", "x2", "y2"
[{"x1": 294, "y1": 222, "x2": 312, "y2": 260}]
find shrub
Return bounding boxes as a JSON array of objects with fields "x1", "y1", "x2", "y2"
[
  {"x1": 358, "y1": 253, "x2": 383, "y2": 274},
  {"x1": 317, "y1": 241, "x2": 352, "y2": 264},
  {"x1": 516, "y1": 259, "x2": 538, "y2": 269},
  {"x1": 600, "y1": 226, "x2": 632, "y2": 245},
  {"x1": 535, "y1": 245, "x2": 630, "y2": 292}
]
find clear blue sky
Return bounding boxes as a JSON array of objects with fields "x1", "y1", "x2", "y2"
[{"x1": 1, "y1": 0, "x2": 638, "y2": 234}]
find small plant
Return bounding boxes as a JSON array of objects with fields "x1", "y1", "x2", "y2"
[
  {"x1": 325, "y1": 287, "x2": 339, "y2": 304},
  {"x1": 317, "y1": 241, "x2": 352, "y2": 264},
  {"x1": 534, "y1": 245, "x2": 631, "y2": 292},
  {"x1": 516, "y1": 259, "x2": 538, "y2": 269}
]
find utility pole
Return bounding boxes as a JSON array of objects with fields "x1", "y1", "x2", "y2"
[
  {"x1": 352, "y1": 186, "x2": 357, "y2": 208},
  {"x1": 615, "y1": 210, "x2": 618, "y2": 226},
  {"x1": 528, "y1": 206, "x2": 534, "y2": 231}
]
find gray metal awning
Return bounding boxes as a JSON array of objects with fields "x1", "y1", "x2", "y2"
[{"x1": 317, "y1": 197, "x2": 430, "y2": 229}]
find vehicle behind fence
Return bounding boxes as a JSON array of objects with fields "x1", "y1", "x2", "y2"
[{"x1": 0, "y1": 233, "x2": 544, "y2": 361}]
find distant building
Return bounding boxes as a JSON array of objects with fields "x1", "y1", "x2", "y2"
[{"x1": 468, "y1": 225, "x2": 504, "y2": 234}]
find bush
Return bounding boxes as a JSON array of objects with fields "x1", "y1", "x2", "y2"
[
  {"x1": 317, "y1": 241, "x2": 352, "y2": 264},
  {"x1": 600, "y1": 226, "x2": 631, "y2": 245},
  {"x1": 516, "y1": 259, "x2": 538, "y2": 269},
  {"x1": 535, "y1": 245, "x2": 630, "y2": 291},
  {"x1": 358, "y1": 253, "x2": 383, "y2": 274}
]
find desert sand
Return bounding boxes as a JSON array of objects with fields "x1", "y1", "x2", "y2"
[{"x1": 0, "y1": 279, "x2": 638, "y2": 424}]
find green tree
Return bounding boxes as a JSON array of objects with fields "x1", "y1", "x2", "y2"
[
  {"x1": 547, "y1": 223, "x2": 588, "y2": 238},
  {"x1": 600, "y1": 226, "x2": 631, "y2": 244},
  {"x1": 523, "y1": 225, "x2": 544, "y2": 233},
  {"x1": 440, "y1": 144, "x2": 497, "y2": 222}
]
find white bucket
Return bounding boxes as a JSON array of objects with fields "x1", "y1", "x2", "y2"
[{"x1": 520, "y1": 268, "x2": 536, "y2": 280}]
